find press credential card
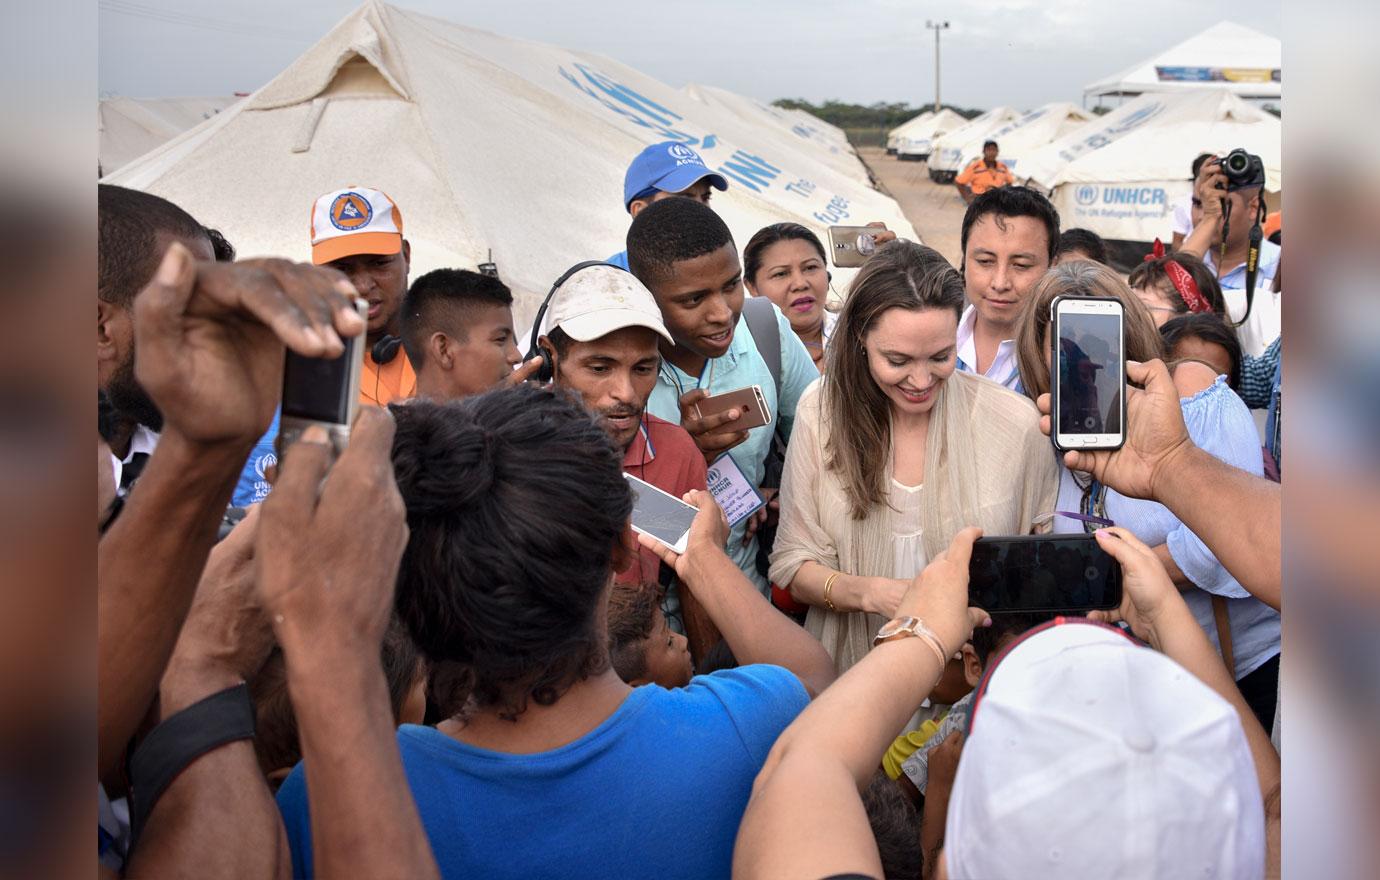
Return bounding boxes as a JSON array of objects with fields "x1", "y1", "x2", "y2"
[{"x1": 707, "y1": 453, "x2": 765, "y2": 528}]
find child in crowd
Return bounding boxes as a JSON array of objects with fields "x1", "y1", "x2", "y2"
[
  {"x1": 606, "y1": 581, "x2": 694, "y2": 689},
  {"x1": 251, "y1": 619, "x2": 428, "y2": 790},
  {"x1": 885, "y1": 612, "x2": 1053, "y2": 806},
  {"x1": 1161, "y1": 311, "x2": 1244, "y2": 391}
]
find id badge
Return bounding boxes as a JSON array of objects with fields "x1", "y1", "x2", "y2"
[{"x1": 706, "y1": 452, "x2": 766, "y2": 528}]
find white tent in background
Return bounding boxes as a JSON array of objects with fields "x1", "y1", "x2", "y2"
[
  {"x1": 926, "y1": 102, "x2": 1092, "y2": 177},
  {"x1": 1083, "y1": 21, "x2": 1281, "y2": 105},
  {"x1": 1026, "y1": 89, "x2": 1280, "y2": 244},
  {"x1": 886, "y1": 110, "x2": 931, "y2": 153},
  {"x1": 99, "y1": 96, "x2": 240, "y2": 175},
  {"x1": 103, "y1": 1, "x2": 916, "y2": 328},
  {"x1": 893, "y1": 109, "x2": 968, "y2": 161},
  {"x1": 924, "y1": 106, "x2": 1021, "y2": 181}
]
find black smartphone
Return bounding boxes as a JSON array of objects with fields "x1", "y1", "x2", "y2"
[
  {"x1": 276, "y1": 299, "x2": 367, "y2": 460},
  {"x1": 968, "y1": 534, "x2": 1122, "y2": 614},
  {"x1": 1050, "y1": 295, "x2": 1126, "y2": 452}
]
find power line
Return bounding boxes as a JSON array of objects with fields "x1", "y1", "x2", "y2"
[{"x1": 99, "y1": 0, "x2": 312, "y2": 42}]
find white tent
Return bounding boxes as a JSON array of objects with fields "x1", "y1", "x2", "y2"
[
  {"x1": 680, "y1": 84, "x2": 868, "y2": 186},
  {"x1": 893, "y1": 109, "x2": 968, "y2": 160},
  {"x1": 1084, "y1": 21, "x2": 1281, "y2": 104},
  {"x1": 926, "y1": 102, "x2": 1092, "y2": 177},
  {"x1": 1026, "y1": 89, "x2": 1281, "y2": 244},
  {"x1": 923, "y1": 105, "x2": 1022, "y2": 181},
  {"x1": 98, "y1": 96, "x2": 240, "y2": 175},
  {"x1": 886, "y1": 110, "x2": 931, "y2": 152},
  {"x1": 103, "y1": 1, "x2": 916, "y2": 329}
]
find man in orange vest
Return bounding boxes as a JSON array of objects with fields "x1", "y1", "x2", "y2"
[
  {"x1": 309, "y1": 187, "x2": 418, "y2": 405},
  {"x1": 954, "y1": 140, "x2": 1016, "y2": 205}
]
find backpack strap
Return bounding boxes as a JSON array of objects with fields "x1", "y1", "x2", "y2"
[{"x1": 741, "y1": 296, "x2": 782, "y2": 402}]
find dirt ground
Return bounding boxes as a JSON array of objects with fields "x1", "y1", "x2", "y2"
[{"x1": 856, "y1": 146, "x2": 967, "y2": 266}]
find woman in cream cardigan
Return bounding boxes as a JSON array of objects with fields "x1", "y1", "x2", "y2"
[{"x1": 769, "y1": 241, "x2": 1058, "y2": 673}]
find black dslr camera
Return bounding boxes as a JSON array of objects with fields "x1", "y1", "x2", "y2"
[{"x1": 1220, "y1": 149, "x2": 1265, "y2": 192}]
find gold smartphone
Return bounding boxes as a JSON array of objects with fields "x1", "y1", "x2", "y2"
[
  {"x1": 692, "y1": 384, "x2": 770, "y2": 433},
  {"x1": 827, "y1": 225, "x2": 882, "y2": 268}
]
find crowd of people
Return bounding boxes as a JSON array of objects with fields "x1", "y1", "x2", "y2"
[{"x1": 97, "y1": 138, "x2": 1283, "y2": 878}]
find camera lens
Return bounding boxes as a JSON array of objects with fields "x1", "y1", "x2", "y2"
[{"x1": 1224, "y1": 151, "x2": 1250, "y2": 174}]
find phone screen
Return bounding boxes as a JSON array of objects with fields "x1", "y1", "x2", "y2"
[
  {"x1": 282, "y1": 344, "x2": 355, "y2": 423},
  {"x1": 968, "y1": 535, "x2": 1122, "y2": 614},
  {"x1": 624, "y1": 474, "x2": 697, "y2": 548},
  {"x1": 1057, "y1": 310, "x2": 1123, "y2": 437}
]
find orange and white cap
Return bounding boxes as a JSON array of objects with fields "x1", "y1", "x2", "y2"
[{"x1": 309, "y1": 187, "x2": 404, "y2": 265}]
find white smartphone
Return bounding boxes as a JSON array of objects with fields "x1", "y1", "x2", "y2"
[
  {"x1": 624, "y1": 473, "x2": 697, "y2": 555},
  {"x1": 1051, "y1": 296, "x2": 1126, "y2": 452}
]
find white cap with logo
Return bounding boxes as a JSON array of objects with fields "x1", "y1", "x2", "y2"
[
  {"x1": 945, "y1": 621, "x2": 1265, "y2": 880},
  {"x1": 540, "y1": 264, "x2": 673, "y2": 344}
]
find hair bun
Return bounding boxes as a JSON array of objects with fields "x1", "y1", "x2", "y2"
[{"x1": 392, "y1": 403, "x2": 497, "y2": 517}]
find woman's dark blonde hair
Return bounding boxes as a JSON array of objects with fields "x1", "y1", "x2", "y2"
[
  {"x1": 823, "y1": 241, "x2": 965, "y2": 519},
  {"x1": 1014, "y1": 260, "x2": 1165, "y2": 399}
]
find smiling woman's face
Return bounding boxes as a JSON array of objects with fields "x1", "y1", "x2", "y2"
[
  {"x1": 748, "y1": 238, "x2": 829, "y2": 336},
  {"x1": 864, "y1": 306, "x2": 959, "y2": 417}
]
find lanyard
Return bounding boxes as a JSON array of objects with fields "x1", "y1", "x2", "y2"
[
  {"x1": 661, "y1": 356, "x2": 716, "y2": 399},
  {"x1": 1077, "y1": 479, "x2": 1111, "y2": 534}
]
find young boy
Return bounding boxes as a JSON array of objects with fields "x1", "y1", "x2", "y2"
[{"x1": 606, "y1": 581, "x2": 694, "y2": 689}]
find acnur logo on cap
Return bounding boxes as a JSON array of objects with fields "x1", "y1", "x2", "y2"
[{"x1": 330, "y1": 192, "x2": 374, "y2": 231}]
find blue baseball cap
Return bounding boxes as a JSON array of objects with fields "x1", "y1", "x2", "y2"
[{"x1": 622, "y1": 141, "x2": 729, "y2": 212}]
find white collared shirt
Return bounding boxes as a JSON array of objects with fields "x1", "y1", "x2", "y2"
[
  {"x1": 955, "y1": 304, "x2": 1022, "y2": 392},
  {"x1": 110, "y1": 424, "x2": 159, "y2": 491}
]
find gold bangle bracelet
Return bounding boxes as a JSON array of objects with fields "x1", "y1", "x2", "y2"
[{"x1": 823, "y1": 572, "x2": 840, "y2": 613}]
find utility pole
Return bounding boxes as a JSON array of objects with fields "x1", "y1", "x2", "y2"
[{"x1": 925, "y1": 20, "x2": 950, "y2": 112}]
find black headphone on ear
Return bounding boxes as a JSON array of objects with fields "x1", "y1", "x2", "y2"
[
  {"x1": 371, "y1": 335, "x2": 404, "y2": 365},
  {"x1": 527, "y1": 260, "x2": 623, "y2": 383}
]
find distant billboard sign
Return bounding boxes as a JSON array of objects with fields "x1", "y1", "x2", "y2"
[{"x1": 1155, "y1": 66, "x2": 1281, "y2": 84}]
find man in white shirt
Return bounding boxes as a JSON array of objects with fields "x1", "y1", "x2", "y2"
[
  {"x1": 1170, "y1": 153, "x2": 1214, "y2": 251},
  {"x1": 98, "y1": 185, "x2": 216, "y2": 491},
  {"x1": 954, "y1": 186, "x2": 1060, "y2": 393},
  {"x1": 1179, "y1": 154, "x2": 1280, "y2": 325}
]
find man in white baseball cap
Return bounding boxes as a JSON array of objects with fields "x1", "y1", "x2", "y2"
[
  {"x1": 938, "y1": 615, "x2": 1266, "y2": 879},
  {"x1": 309, "y1": 186, "x2": 415, "y2": 405},
  {"x1": 534, "y1": 263, "x2": 716, "y2": 656}
]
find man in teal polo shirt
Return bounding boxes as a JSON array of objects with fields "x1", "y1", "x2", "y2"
[{"x1": 627, "y1": 196, "x2": 817, "y2": 594}]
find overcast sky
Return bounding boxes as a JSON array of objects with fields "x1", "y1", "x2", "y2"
[{"x1": 99, "y1": 0, "x2": 1281, "y2": 109}]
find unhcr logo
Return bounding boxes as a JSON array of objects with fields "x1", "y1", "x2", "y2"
[{"x1": 1075, "y1": 185, "x2": 1098, "y2": 206}]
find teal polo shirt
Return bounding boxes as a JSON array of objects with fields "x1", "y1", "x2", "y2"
[{"x1": 647, "y1": 302, "x2": 817, "y2": 593}]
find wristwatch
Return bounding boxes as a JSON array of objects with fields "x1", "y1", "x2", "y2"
[{"x1": 872, "y1": 616, "x2": 948, "y2": 667}]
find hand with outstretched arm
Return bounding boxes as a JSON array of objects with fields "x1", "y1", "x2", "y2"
[
  {"x1": 1035, "y1": 358, "x2": 1280, "y2": 609},
  {"x1": 637, "y1": 490, "x2": 836, "y2": 697},
  {"x1": 734, "y1": 528, "x2": 990, "y2": 879},
  {"x1": 257, "y1": 408, "x2": 440, "y2": 880},
  {"x1": 1089, "y1": 526, "x2": 1280, "y2": 878}
]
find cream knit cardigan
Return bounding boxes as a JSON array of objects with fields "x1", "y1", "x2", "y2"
[{"x1": 769, "y1": 371, "x2": 1059, "y2": 674}]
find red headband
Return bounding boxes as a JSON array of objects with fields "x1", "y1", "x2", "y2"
[{"x1": 1145, "y1": 239, "x2": 1211, "y2": 314}]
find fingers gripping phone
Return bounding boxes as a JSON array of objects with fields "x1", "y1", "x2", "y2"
[
  {"x1": 968, "y1": 535, "x2": 1123, "y2": 614},
  {"x1": 624, "y1": 474, "x2": 697, "y2": 554},
  {"x1": 827, "y1": 225, "x2": 882, "y2": 268},
  {"x1": 276, "y1": 299, "x2": 368, "y2": 459},
  {"x1": 1051, "y1": 296, "x2": 1126, "y2": 452},
  {"x1": 692, "y1": 385, "x2": 771, "y2": 434}
]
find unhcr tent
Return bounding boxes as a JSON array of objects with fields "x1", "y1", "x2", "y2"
[
  {"x1": 1084, "y1": 21, "x2": 1281, "y2": 105},
  {"x1": 1025, "y1": 90, "x2": 1281, "y2": 244},
  {"x1": 681, "y1": 84, "x2": 868, "y2": 186},
  {"x1": 893, "y1": 109, "x2": 967, "y2": 161},
  {"x1": 923, "y1": 106, "x2": 1022, "y2": 182},
  {"x1": 103, "y1": 1, "x2": 916, "y2": 329},
  {"x1": 886, "y1": 110, "x2": 930, "y2": 153},
  {"x1": 98, "y1": 96, "x2": 239, "y2": 175},
  {"x1": 926, "y1": 102, "x2": 1092, "y2": 178}
]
